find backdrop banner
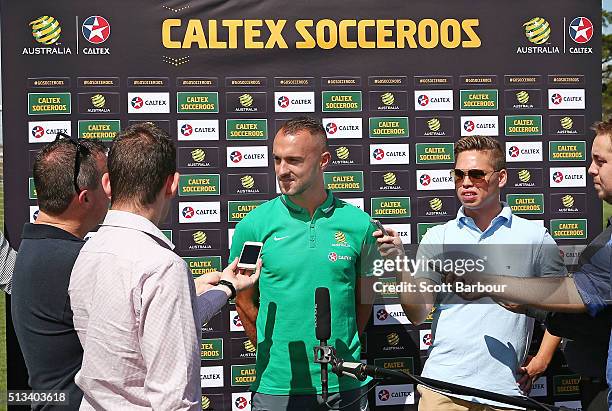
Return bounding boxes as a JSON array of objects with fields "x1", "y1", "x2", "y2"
[{"x1": 1, "y1": 0, "x2": 601, "y2": 409}]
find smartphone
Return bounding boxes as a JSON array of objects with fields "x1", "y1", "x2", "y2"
[
  {"x1": 370, "y1": 219, "x2": 388, "y2": 236},
  {"x1": 238, "y1": 241, "x2": 263, "y2": 270}
]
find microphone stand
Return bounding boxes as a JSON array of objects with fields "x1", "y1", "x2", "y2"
[
  {"x1": 314, "y1": 342, "x2": 332, "y2": 402},
  {"x1": 315, "y1": 346, "x2": 572, "y2": 411}
]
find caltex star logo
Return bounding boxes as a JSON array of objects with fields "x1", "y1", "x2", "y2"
[
  {"x1": 328, "y1": 252, "x2": 338, "y2": 262},
  {"x1": 180, "y1": 124, "x2": 193, "y2": 136},
  {"x1": 376, "y1": 309, "x2": 389, "y2": 321},
  {"x1": 508, "y1": 146, "x2": 520, "y2": 157},
  {"x1": 82, "y1": 15, "x2": 110, "y2": 44},
  {"x1": 373, "y1": 149, "x2": 385, "y2": 160},
  {"x1": 230, "y1": 151, "x2": 242, "y2": 163},
  {"x1": 131, "y1": 96, "x2": 143, "y2": 109},
  {"x1": 33, "y1": 210, "x2": 40, "y2": 221},
  {"x1": 551, "y1": 93, "x2": 562, "y2": 105},
  {"x1": 422, "y1": 333, "x2": 432, "y2": 346},
  {"x1": 32, "y1": 126, "x2": 45, "y2": 138},
  {"x1": 420, "y1": 174, "x2": 431, "y2": 186},
  {"x1": 235, "y1": 397, "x2": 248, "y2": 409},
  {"x1": 378, "y1": 390, "x2": 390, "y2": 401},
  {"x1": 326, "y1": 122, "x2": 337, "y2": 134},
  {"x1": 463, "y1": 120, "x2": 475, "y2": 132},
  {"x1": 418, "y1": 94, "x2": 429, "y2": 106},
  {"x1": 277, "y1": 96, "x2": 290, "y2": 108},
  {"x1": 553, "y1": 171, "x2": 564, "y2": 183},
  {"x1": 233, "y1": 314, "x2": 242, "y2": 327},
  {"x1": 569, "y1": 17, "x2": 593, "y2": 44},
  {"x1": 182, "y1": 207, "x2": 195, "y2": 218}
]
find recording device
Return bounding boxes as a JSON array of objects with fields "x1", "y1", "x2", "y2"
[
  {"x1": 314, "y1": 287, "x2": 331, "y2": 402},
  {"x1": 370, "y1": 218, "x2": 388, "y2": 235},
  {"x1": 312, "y1": 288, "x2": 563, "y2": 410},
  {"x1": 237, "y1": 241, "x2": 263, "y2": 270}
]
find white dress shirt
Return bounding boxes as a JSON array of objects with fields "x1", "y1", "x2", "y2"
[{"x1": 69, "y1": 210, "x2": 228, "y2": 410}]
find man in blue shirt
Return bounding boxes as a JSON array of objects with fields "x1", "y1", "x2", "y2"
[
  {"x1": 448, "y1": 120, "x2": 612, "y2": 409},
  {"x1": 12, "y1": 137, "x2": 110, "y2": 410},
  {"x1": 399, "y1": 136, "x2": 565, "y2": 410}
]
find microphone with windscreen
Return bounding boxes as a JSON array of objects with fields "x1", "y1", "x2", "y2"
[
  {"x1": 314, "y1": 287, "x2": 331, "y2": 402},
  {"x1": 315, "y1": 287, "x2": 331, "y2": 341}
]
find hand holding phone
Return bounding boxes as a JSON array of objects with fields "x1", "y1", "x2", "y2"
[
  {"x1": 370, "y1": 218, "x2": 388, "y2": 236},
  {"x1": 238, "y1": 241, "x2": 263, "y2": 271},
  {"x1": 371, "y1": 218, "x2": 404, "y2": 258}
]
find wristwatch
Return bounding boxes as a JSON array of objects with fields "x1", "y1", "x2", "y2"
[{"x1": 218, "y1": 280, "x2": 236, "y2": 300}]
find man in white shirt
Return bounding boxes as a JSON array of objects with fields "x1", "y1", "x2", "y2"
[{"x1": 69, "y1": 122, "x2": 260, "y2": 410}]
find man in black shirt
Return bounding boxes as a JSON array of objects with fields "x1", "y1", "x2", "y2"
[{"x1": 11, "y1": 136, "x2": 110, "y2": 410}]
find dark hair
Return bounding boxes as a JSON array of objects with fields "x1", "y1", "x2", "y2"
[
  {"x1": 108, "y1": 122, "x2": 176, "y2": 207},
  {"x1": 454, "y1": 135, "x2": 506, "y2": 171},
  {"x1": 33, "y1": 140, "x2": 107, "y2": 215},
  {"x1": 279, "y1": 116, "x2": 328, "y2": 150},
  {"x1": 592, "y1": 119, "x2": 612, "y2": 145}
]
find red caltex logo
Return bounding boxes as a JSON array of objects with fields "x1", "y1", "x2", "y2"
[
  {"x1": 418, "y1": 95, "x2": 429, "y2": 106},
  {"x1": 551, "y1": 93, "x2": 562, "y2": 105},
  {"x1": 372, "y1": 149, "x2": 385, "y2": 160},
  {"x1": 233, "y1": 314, "x2": 242, "y2": 327},
  {"x1": 569, "y1": 17, "x2": 593, "y2": 44},
  {"x1": 230, "y1": 151, "x2": 243, "y2": 163},
  {"x1": 420, "y1": 174, "x2": 431, "y2": 186},
  {"x1": 277, "y1": 96, "x2": 290, "y2": 108},
  {"x1": 328, "y1": 252, "x2": 338, "y2": 262},
  {"x1": 180, "y1": 124, "x2": 193, "y2": 136},
  {"x1": 82, "y1": 15, "x2": 110, "y2": 44},
  {"x1": 553, "y1": 171, "x2": 564, "y2": 183},
  {"x1": 376, "y1": 308, "x2": 389, "y2": 321},
  {"x1": 463, "y1": 120, "x2": 475, "y2": 132},
  {"x1": 182, "y1": 206, "x2": 195, "y2": 218},
  {"x1": 32, "y1": 126, "x2": 45, "y2": 138},
  {"x1": 378, "y1": 390, "x2": 390, "y2": 401},
  {"x1": 422, "y1": 333, "x2": 432, "y2": 346},
  {"x1": 131, "y1": 96, "x2": 143, "y2": 109},
  {"x1": 326, "y1": 122, "x2": 337, "y2": 134},
  {"x1": 508, "y1": 146, "x2": 520, "y2": 157},
  {"x1": 235, "y1": 397, "x2": 248, "y2": 409}
]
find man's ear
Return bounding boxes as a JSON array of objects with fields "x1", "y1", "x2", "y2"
[
  {"x1": 320, "y1": 150, "x2": 331, "y2": 171},
  {"x1": 498, "y1": 169, "x2": 508, "y2": 189},
  {"x1": 102, "y1": 172, "x2": 112, "y2": 198},
  {"x1": 77, "y1": 189, "x2": 89, "y2": 204},
  {"x1": 167, "y1": 172, "x2": 180, "y2": 198}
]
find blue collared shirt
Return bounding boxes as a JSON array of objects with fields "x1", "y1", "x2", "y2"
[
  {"x1": 417, "y1": 203, "x2": 565, "y2": 406},
  {"x1": 571, "y1": 221, "x2": 612, "y2": 408}
]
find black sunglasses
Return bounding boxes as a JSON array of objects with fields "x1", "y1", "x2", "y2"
[
  {"x1": 55, "y1": 132, "x2": 91, "y2": 194},
  {"x1": 451, "y1": 168, "x2": 501, "y2": 183}
]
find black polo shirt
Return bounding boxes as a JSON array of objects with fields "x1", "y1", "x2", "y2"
[{"x1": 11, "y1": 223, "x2": 85, "y2": 410}]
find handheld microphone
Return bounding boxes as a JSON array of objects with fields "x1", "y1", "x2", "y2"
[
  {"x1": 332, "y1": 360, "x2": 387, "y2": 381},
  {"x1": 314, "y1": 287, "x2": 331, "y2": 402},
  {"x1": 333, "y1": 361, "x2": 367, "y2": 381}
]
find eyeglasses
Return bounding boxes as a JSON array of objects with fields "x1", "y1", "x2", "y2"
[
  {"x1": 55, "y1": 132, "x2": 91, "y2": 194},
  {"x1": 451, "y1": 168, "x2": 501, "y2": 184}
]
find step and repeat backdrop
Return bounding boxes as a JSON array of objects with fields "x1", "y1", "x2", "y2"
[{"x1": 1, "y1": 0, "x2": 602, "y2": 409}]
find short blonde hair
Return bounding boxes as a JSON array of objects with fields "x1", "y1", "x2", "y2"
[{"x1": 454, "y1": 136, "x2": 505, "y2": 170}]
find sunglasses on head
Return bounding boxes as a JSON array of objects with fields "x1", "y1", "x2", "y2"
[
  {"x1": 54, "y1": 132, "x2": 91, "y2": 194},
  {"x1": 450, "y1": 168, "x2": 501, "y2": 183}
]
